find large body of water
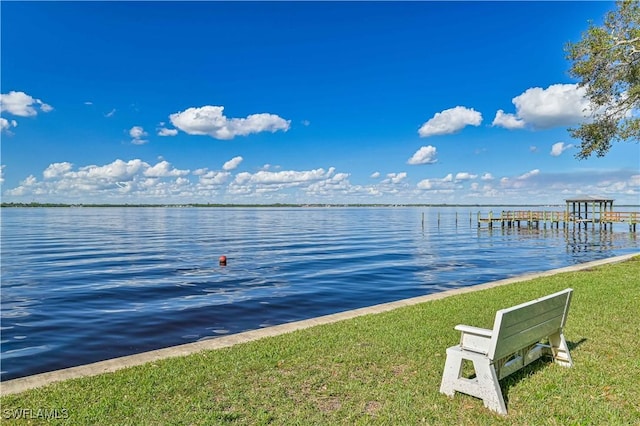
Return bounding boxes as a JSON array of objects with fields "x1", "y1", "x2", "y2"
[{"x1": 1, "y1": 207, "x2": 638, "y2": 381}]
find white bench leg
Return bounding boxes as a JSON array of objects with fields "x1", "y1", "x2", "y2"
[
  {"x1": 549, "y1": 332, "x2": 573, "y2": 367},
  {"x1": 440, "y1": 347, "x2": 508, "y2": 415},
  {"x1": 472, "y1": 355, "x2": 507, "y2": 415},
  {"x1": 440, "y1": 347, "x2": 464, "y2": 397}
]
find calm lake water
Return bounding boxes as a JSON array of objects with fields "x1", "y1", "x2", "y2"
[{"x1": 1, "y1": 207, "x2": 639, "y2": 381}]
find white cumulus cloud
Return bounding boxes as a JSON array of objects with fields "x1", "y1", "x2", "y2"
[
  {"x1": 455, "y1": 172, "x2": 477, "y2": 181},
  {"x1": 407, "y1": 145, "x2": 437, "y2": 165},
  {"x1": 129, "y1": 126, "x2": 147, "y2": 139},
  {"x1": 6, "y1": 159, "x2": 193, "y2": 200},
  {"x1": 238, "y1": 168, "x2": 334, "y2": 185},
  {"x1": 3, "y1": 159, "x2": 638, "y2": 205},
  {"x1": 197, "y1": 170, "x2": 231, "y2": 187},
  {"x1": 550, "y1": 142, "x2": 574, "y2": 157},
  {"x1": 223, "y1": 156, "x2": 243, "y2": 171},
  {"x1": 416, "y1": 173, "x2": 457, "y2": 191},
  {"x1": 169, "y1": 105, "x2": 290, "y2": 140},
  {"x1": 157, "y1": 127, "x2": 178, "y2": 137},
  {"x1": 1, "y1": 117, "x2": 18, "y2": 133},
  {"x1": 491, "y1": 109, "x2": 525, "y2": 129},
  {"x1": 383, "y1": 172, "x2": 407, "y2": 184},
  {"x1": 517, "y1": 169, "x2": 540, "y2": 180},
  {"x1": 231, "y1": 167, "x2": 354, "y2": 200},
  {"x1": 494, "y1": 84, "x2": 593, "y2": 130},
  {"x1": 83, "y1": 159, "x2": 147, "y2": 181},
  {"x1": 129, "y1": 126, "x2": 148, "y2": 145},
  {"x1": 43, "y1": 162, "x2": 74, "y2": 179},
  {"x1": 418, "y1": 106, "x2": 482, "y2": 138},
  {"x1": 416, "y1": 179, "x2": 434, "y2": 190},
  {"x1": 0, "y1": 91, "x2": 53, "y2": 117},
  {"x1": 144, "y1": 160, "x2": 190, "y2": 177}
]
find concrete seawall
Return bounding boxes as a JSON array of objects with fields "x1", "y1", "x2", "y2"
[{"x1": 2, "y1": 252, "x2": 638, "y2": 396}]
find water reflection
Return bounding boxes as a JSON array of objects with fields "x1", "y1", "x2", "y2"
[{"x1": 478, "y1": 225, "x2": 637, "y2": 255}]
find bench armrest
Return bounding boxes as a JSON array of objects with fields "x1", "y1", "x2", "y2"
[
  {"x1": 454, "y1": 324, "x2": 493, "y2": 338},
  {"x1": 454, "y1": 324, "x2": 493, "y2": 354}
]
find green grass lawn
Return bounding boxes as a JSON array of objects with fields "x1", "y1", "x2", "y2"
[{"x1": 2, "y1": 256, "x2": 639, "y2": 425}]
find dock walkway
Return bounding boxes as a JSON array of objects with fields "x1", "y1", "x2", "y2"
[{"x1": 477, "y1": 210, "x2": 639, "y2": 231}]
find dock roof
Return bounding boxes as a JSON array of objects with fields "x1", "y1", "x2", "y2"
[{"x1": 565, "y1": 195, "x2": 614, "y2": 203}]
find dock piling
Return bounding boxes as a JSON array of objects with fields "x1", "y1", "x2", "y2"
[{"x1": 476, "y1": 209, "x2": 638, "y2": 232}]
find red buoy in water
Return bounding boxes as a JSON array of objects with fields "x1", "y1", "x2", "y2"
[{"x1": 219, "y1": 255, "x2": 227, "y2": 266}]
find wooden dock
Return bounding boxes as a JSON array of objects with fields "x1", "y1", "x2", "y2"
[{"x1": 477, "y1": 210, "x2": 639, "y2": 231}]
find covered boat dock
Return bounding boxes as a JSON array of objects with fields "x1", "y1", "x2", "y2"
[
  {"x1": 477, "y1": 196, "x2": 638, "y2": 231},
  {"x1": 565, "y1": 196, "x2": 615, "y2": 229}
]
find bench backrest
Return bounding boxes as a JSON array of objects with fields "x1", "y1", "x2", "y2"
[{"x1": 488, "y1": 288, "x2": 573, "y2": 361}]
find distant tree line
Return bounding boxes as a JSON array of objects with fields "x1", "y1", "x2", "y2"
[{"x1": 2, "y1": 202, "x2": 579, "y2": 208}]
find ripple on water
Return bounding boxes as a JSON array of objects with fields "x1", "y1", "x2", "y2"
[{"x1": 1, "y1": 206, "x2": 638, "y2": 380}]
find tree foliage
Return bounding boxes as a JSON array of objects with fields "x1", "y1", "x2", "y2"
[{"x1": 565, "y1": 0, "x2": 640, "y2": 158}]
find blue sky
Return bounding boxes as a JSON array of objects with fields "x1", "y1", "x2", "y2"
[{"x1": 1, "y1": 1, "x2": 638, "y2": 205}]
